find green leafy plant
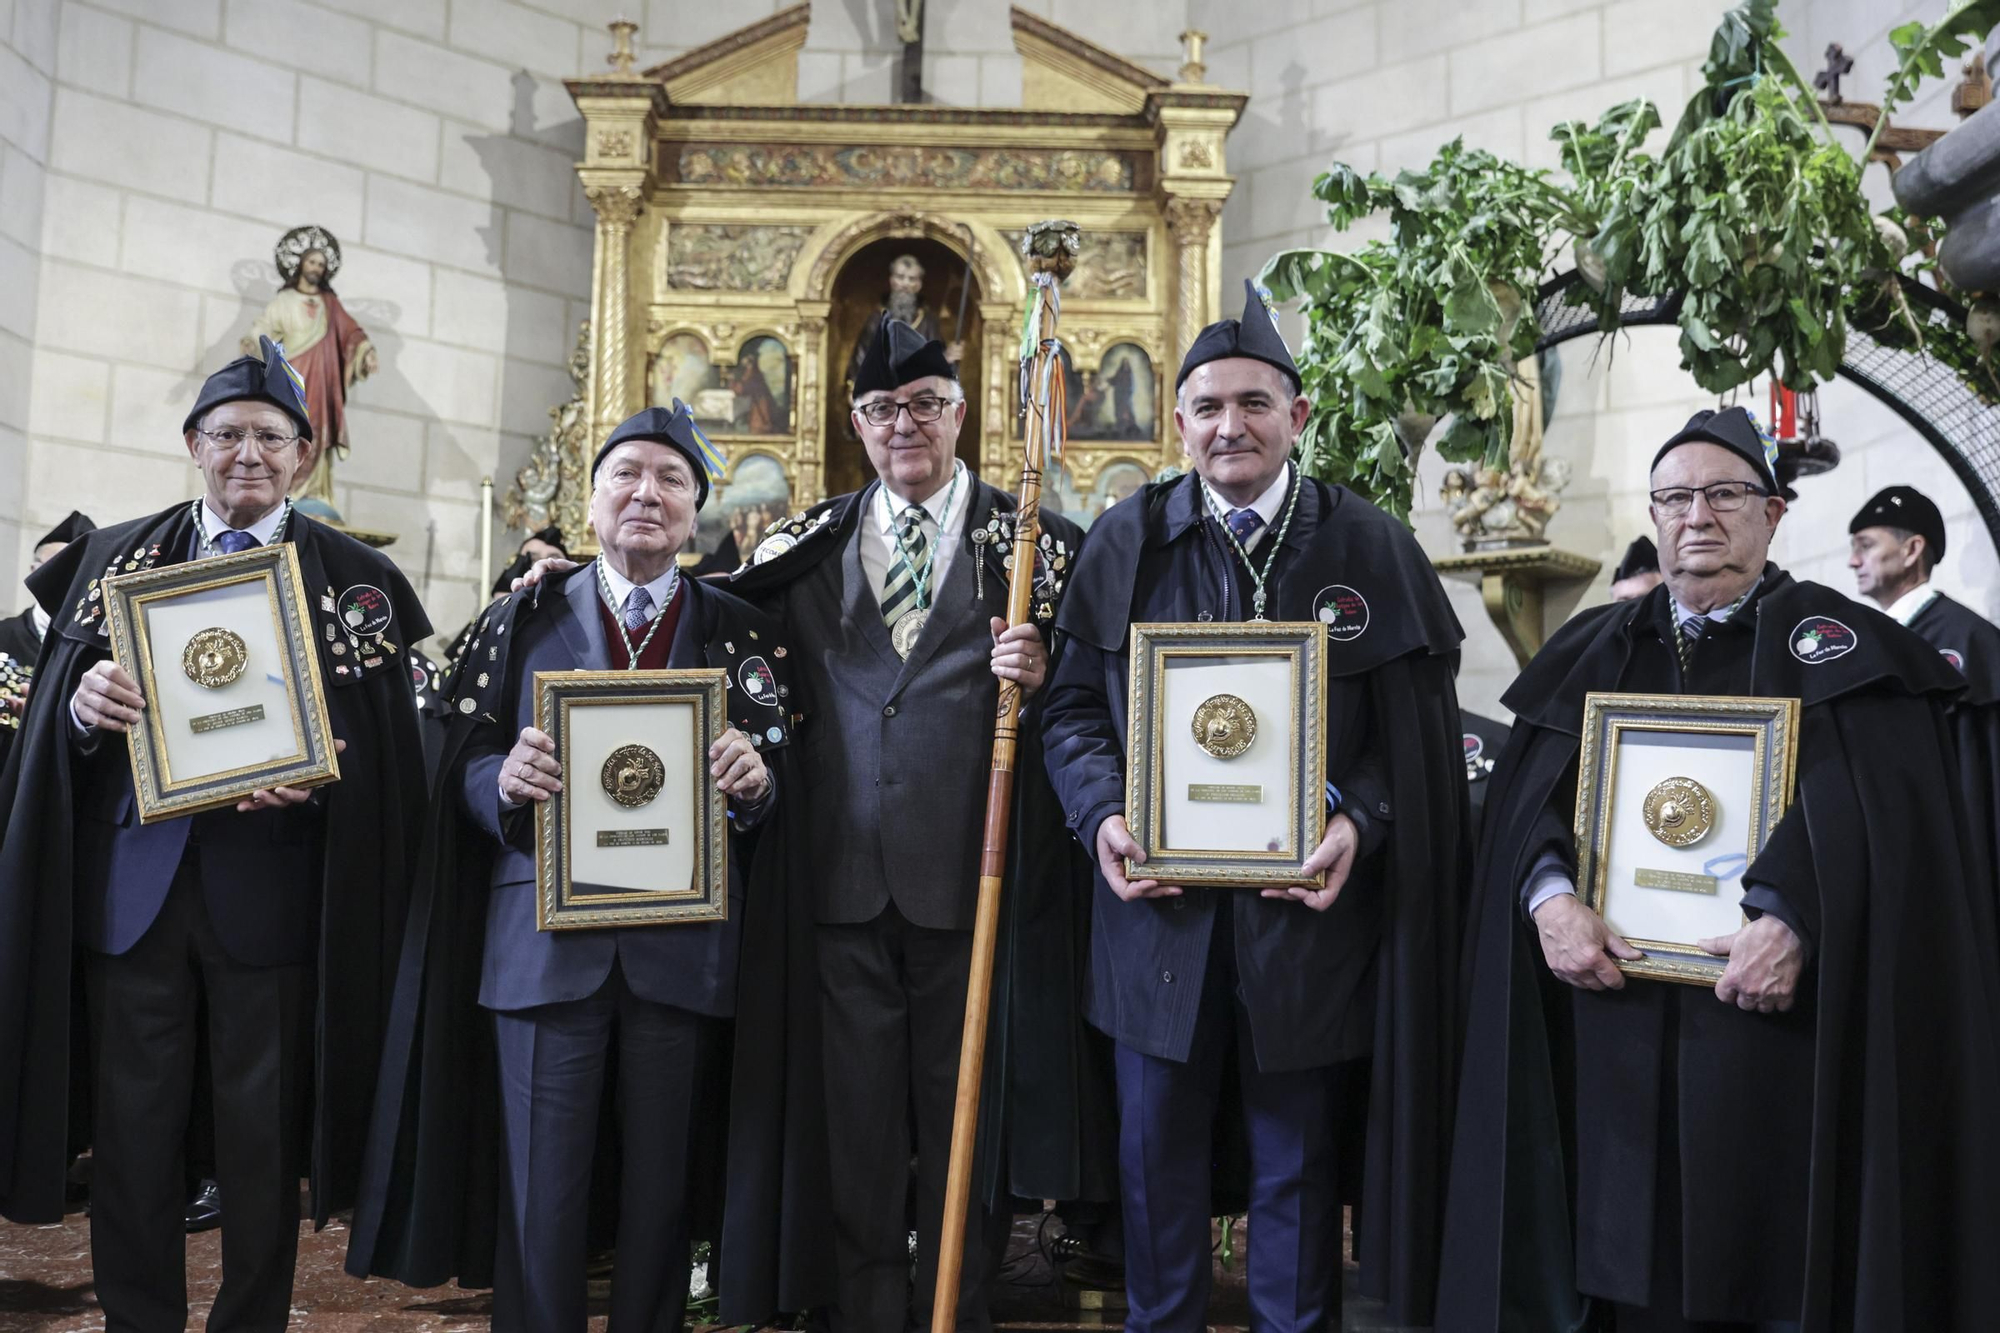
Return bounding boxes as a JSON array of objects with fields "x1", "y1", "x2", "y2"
[{"x1": 1263, "y1": 0, "x2": 1991, "y2": 522}]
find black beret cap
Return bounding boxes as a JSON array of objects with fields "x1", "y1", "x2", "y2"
[
  {"x1": 35, "y1": 510, "x2": 95, "y2": 549},
  {"x1": 1613, "y1": 535, "x2": 1658, "y2": 582},
  {"x1": 592, "y1": 401, "x2": 717, "y2": 509},
  {"x1": 181, "y1": 335, "x2": 314, "y2": 441},
  {"x1": 1176, "y1": 279, "x2": 1302, "y2": 393},
  {"x1": 853, "y1": 317, "x2": 956, "y2": 398},
  {"x1": 1649, "y1": 406, "x2": 1779, "y2": 494},
  {"x1": 1850, "y1": 485, "x2": 1946, "y2": 564}
]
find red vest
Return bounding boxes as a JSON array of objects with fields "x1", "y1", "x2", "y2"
[{"x1": 593, "y1": 578, "x2": 684, "y2": 671}]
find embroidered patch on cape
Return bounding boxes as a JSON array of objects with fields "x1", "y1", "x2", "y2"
[
  {"x1": 339, "y1": 584, "x2": 393, "y2": 637},
  {"x1": 1941, "y1": 647, "x2": 1966, "y2": 672},
  {"x1": 738, "y1": 656, "x2": 779, "y2": 707},
  {"x1": 1313, "y1": 584, "x2": 1369, "y2": 642},
  {"x1": 1789, "y1": 616, "x2": 1857, "y2": 665}
]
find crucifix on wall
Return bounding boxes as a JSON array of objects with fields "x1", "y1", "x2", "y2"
[{"x1": 897, "y1": 0, "x2": 923, "y2": 102}]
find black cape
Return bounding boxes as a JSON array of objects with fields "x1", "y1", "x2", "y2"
[
  {"x1": 725, "y1": 480, "x2": 1115, "y2": 1209},
  {"x1": 0, "y1": 606, "x2": 38, "y2": 666},
  {"x1": 1437, "y1": 572, "x2": 2000, "y2": 1331},
  {"x1": 0, "y1": 503, "x2": 433, "y2": 1223},
  {"x1": 1909, "y1": 591, "x2": 2000, "y2": 898},
  {"x1": 1055, "y1": 473, "x2": 1472, "y2": 1323},
  {"x1": 344, "y1": 570, "x2": 833, "y2": 1324}
]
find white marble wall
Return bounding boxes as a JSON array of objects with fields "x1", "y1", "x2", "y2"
[
  {"x1": 0, "y1": 0, "x2": 57, "y2": 597},
  {"x1": 1199, "y1": 0, "x2": 1988, "y2": 717}
]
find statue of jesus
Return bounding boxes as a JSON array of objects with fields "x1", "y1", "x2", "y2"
[{"x1": 241, "y1": 225, "x2": 378, "y2": 507}]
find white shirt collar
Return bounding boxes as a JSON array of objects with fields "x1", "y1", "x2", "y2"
[
  {"x1": 874, "y1": 459, "x2": 966, "y2": 535},
  {"x1": 29, "y1": 603, "x2": 50, "y2": 641},
  {"x1": 1202, "y1": 464, "x2": 1292, "y2": 528},
  {"x1": 1883, "y1": 581, "x2": 1940, "y2": 627},
  {"x1": 597, "y1": 556, "x2": 679, "y2": 623},
  {"x1": 199, "y1": 498, "x2": 287, "y2": 548},
  {"x1": 1671, "y1": 574, "x2": 1761, "y2": 629}
]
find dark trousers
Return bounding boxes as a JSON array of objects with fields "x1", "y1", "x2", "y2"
[
  {"x1": 490, "y1": 964, "x2": 716, "y2": 1333},
  {"x1": 84, "y1": 862, "x2": 307, "y2": 1333},
  {"x1": 817, "y1": 903, "x2": 1011, "y2": 1333},
  {"x1": 1114, "y1": 911, "x2": 1342, "y2": 1333}
]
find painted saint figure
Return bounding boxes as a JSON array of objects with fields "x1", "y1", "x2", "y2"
[{"x1": 242, "y1": 225, "x2": 377, "y2": 508}]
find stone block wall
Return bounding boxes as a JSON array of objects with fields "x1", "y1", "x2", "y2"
[
  {"x1": 0, "y1": 0, "x2": 57, "y2": 598},
  {"x1": 1200, "y1": 0, "x2": 1992, "y2": 718}
]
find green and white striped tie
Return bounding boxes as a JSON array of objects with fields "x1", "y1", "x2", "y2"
[{"x1": 881, "y1": 504, "x2": 929, "y2": 629}]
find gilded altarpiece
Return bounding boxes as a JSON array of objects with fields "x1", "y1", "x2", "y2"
[{"x1": 515, "y1": 5, "x2": 1245, "y2": 551}]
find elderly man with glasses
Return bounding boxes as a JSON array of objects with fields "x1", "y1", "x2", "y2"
[
  {"x1": 0, "y1": 338, "x2": 433, "y2": 1329},
  {"x1": 725, "y1": 317, "x2": 1094, "y2": 1332},
  {"x1": 1438, "y1": 406, "x2": 2000, "y2": 1331}
]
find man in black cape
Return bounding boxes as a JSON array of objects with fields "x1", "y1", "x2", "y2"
[
  {"x1": 0, "y1": 511, "x2": 94, "y2": 772},
  {"x1": 1437, "y1": 409, "x2": 2000, "y2": 1331},
  {"x1": 725, "y1": 317, "x2": 1100, "y2": 1330},
  {"x1": 0, "y1": 338, "x2": 432, "y2": 1327},
  {"x1": 1041, "y1": 280, "x2": 1472, "y2": 1329},
  {"x1": 345, "y1": 404, "x2": 831, "y2": 1326},
  {"x1": 1849, "y1": 484, "x2": 2000, "y2": 892}
]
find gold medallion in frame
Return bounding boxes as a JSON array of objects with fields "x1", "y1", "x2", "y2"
[
  {"x1": 533, "y1": 668, "x2": 730, "y2": 930},
  {"x1": 1124, "y1": 621, "x2": 1328, "y2": 889},
  {"x1": 1572, "y1": 691, "x2": 1801, "y2": 985},
  {"x1": 103, "y1": 544, "x2": 339, "y2": 823}
]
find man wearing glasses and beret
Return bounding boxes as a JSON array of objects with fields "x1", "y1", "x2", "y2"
[
  {"x1": 0, "y1": 338, "x2": 432, "y2": 1329},
  {"x1": 1440, "y1": 407, "x2": 2000, "y2": 1330},
  {"x1": 726, "y1": 317, "x2": 1095, "y2": 1332}
]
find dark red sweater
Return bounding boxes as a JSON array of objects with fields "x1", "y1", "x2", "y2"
[{"x1": 593, "y1": 577, "x2": 684, "y2": 670}]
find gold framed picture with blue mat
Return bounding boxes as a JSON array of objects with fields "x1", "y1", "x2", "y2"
[
  {"x1": 1124, "y1": 620, "x2": 1328, "y2": 889},
  {"x1": 533, "y1": 668, "x2": 729, "y2": 930},
  {"x1": 104, "y1": 544, "x2": 338, "y2": 823},
  {"x1": 1572, "y1": 692, "x2": 1800, "y2": 985}
]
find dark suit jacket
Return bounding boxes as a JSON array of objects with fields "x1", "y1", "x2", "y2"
[
  {"x1": 463, "y1": 568, "x2": 760, "y2": 1016},
  {"x1": 769, "y1": 477, "x2": 1035, "y2": 931}
]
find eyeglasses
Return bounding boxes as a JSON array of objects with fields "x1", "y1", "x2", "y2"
[
  {"x1": 857, "y1": 394, "x2": 951, "y2": 427},
  {"x1": 1649, "y1": 481, "x2": 1767, "y2": 516},
  {"x1": 199, "y1": 427, "x2": 299, "y2": 454}
]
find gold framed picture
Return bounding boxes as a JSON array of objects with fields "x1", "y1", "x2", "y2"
[
  {"x1": 103, "y1": 544, "x2": 339, "y2": 824},
  {"x1": 1124, "y1": 621, "x2": 1329, "y2": 889},
  {"x1": 533, "y1": 668, "x2": 730, "y2": 931},
  {"x1": 1572, "y1": 691, "x2": 1801, "y2": 985}
]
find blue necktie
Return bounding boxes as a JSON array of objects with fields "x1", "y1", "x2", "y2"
[
  {"x1": 215, "y1": 530, "x2": 258, "y2": 555},
  {"x1": 622, "y1": 586, "x2": 654, "y2": 632},
  {"x1": 1225, "y1": 507, "x2": 1264, "y2": 547}
]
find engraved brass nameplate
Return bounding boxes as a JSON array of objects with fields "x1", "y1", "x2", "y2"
[
  {"x1": 1188, "y1": 783, "x2": 1264, "y2": 803},
  {"x1": 1634, "y1": 867, "x2": 1719, "y2": 895},
  {"x1": 597, "y1": 828, "x2": 671, "y2": 848},
  {"x1": 189, "y1": 704, "x2": 266, "y2": 734}
]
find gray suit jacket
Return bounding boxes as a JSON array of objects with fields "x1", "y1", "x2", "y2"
[
  {"x1": 462, "y1": 568, "x2": 758, "y2": 1014},
  {"x1": 778, "y1": 479, "x2": 1019, "y2": 931}
]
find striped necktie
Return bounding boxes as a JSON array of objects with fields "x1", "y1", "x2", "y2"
[
  {"x1": 1676, "y1": 613, "x2": 1706, "y2": 673},
  {"x1": 881, "y1": 504, "x2": 929, "y2": 629}
]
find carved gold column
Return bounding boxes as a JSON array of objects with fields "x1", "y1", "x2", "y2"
[
  {"x1": 569, "y1": 35, "x2": 667, "y2": 448},
  {"x1": 584, "y1": 182, "x2": 644, "y2": 439},
  {"x1": 1149, "y1": 75, "x2": 1245, "y2": 364}
]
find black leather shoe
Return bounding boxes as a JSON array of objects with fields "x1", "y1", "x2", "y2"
[{"x1": 185, "y1": 1179, "x2": 222, "y2": 1233}]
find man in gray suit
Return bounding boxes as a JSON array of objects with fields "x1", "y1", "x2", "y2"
[{"x1": 728, "y1": 319, "x2": 1087, "y2": 1331}]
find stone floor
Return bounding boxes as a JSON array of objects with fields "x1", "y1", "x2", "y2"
[{"x1": 0, "y1": 1202, "x2": 1412, "y2": 1331}]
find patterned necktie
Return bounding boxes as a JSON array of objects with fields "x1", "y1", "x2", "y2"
[
  {"x1": 1676, "y1": 614, "x2": 1706, "y2": 674},
  {"x1": 215, "y1": 530, "x2": 258, "y2": 555},
  {"x1": 1225, "y1": 507, "x2": 1264, "y2": 548},
  {"x1": 881, "y1": 504, "x2": 930, "y2": 628},
  {"x1": 621, "y1": 585, "x2": 654, "y2": 633}
]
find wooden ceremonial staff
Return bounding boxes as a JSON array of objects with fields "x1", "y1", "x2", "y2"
[{"x1": 930, "y1": 218, "x2": 1079, "y2": 1333}]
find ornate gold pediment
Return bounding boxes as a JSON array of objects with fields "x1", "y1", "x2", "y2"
[
  {"x1": 644, "y1": 4, "x2": 809, "y2": 106},
  {"x1": 1012, "y1": 6, "x2": 1168, "y2": 115}
]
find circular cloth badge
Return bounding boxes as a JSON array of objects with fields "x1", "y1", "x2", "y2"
[
  {"x1": 1941, "y1": 647, "x2": 1966, "y2": 672},
  {"x1": 1314, "y1": 584, "x2": 1369, "y2": 642},
  {"x1": 1463, "y1": 732, "x2": 1491, "y2": 780},
  {"x1": 1789, "y1": 616, "x2": 1857, "y2": 665},
  {"x1": 340, "y1": 584, "x2": 393, "y2": 637},
  {"x1": 738, "y1": 656, "x2": 779, "y2": 707}
]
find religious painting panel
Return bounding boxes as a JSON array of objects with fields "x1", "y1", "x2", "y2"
[
  {"x1": 1070, "y1": 342, "x2": 1157, "y2": 441},
  {"x1": 650, "y1": 332, "x2": 719, "y2": 411},
  {"x1": 703, "y1": 335, "x2": 792, "y2": 437},
  {"x1": 664, "y1": 223, "x2": 813, "y2": 291},
  {"x1": 691, "y1": 451, "x2": 792, "y2": 564},
  {"x1": 674, "y1": 145, "x2": 1139, "y2": 193}
]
